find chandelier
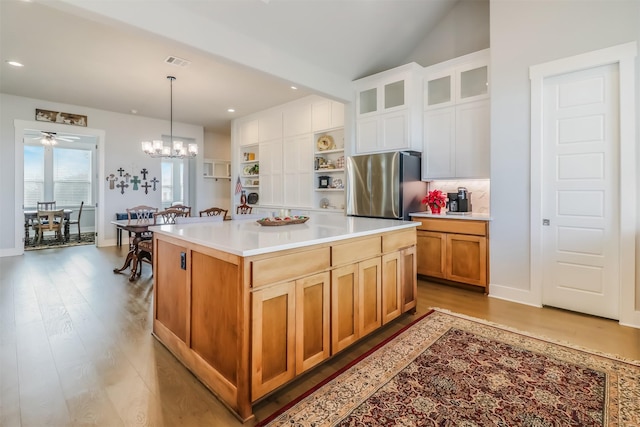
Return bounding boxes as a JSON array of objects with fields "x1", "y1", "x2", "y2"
[{"x1": 141, "y1": 76, "x2": 197, "y2": 158}]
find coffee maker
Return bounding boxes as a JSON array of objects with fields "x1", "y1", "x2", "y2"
[{"x1": 447, "y1": 187, "x2": 472, "y2": 214}]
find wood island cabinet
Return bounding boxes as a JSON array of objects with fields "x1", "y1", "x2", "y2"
[
  {"x1": 152, "y1": 224, "x2": 417, "y2": 422},
  {"x1": 414, "y1": 217, "x2": 489, "y2": 291}
]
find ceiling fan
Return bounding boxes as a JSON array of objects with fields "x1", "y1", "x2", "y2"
[{"x1": 30, "y1": 131, "x2": 80, "y2": 146}]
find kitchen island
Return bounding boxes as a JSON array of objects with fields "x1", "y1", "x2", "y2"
[{"x1": 150, "y1": 214, "x2": 418, "y2": 422}]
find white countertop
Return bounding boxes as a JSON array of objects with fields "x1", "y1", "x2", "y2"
[
  {"x1": 409, "y1": 212, "x2": 492, "y2": 221},
  {"x1": 150, "y1": 214, "x2": 418, "y2": 257}
]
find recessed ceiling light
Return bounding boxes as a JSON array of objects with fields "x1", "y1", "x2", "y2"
[
  {"x1": 130, "y1": 109, "x2": 138, "y2": 114},
  {"x1": 227, "y1": 108, "x2": 235, "y2": 113},
  {"x1": 6, "y1": 60, "x2": 24, "y2": 67},
  {"x1": 290, "y1": 86, "x2": 298, "y2": 90}
]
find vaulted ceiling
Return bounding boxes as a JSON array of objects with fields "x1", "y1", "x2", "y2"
[{"x1": 1, "y1": 0, "x2": 459, "y2": 134}]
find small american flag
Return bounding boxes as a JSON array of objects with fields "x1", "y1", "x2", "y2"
[{"x1": 235, "y1": 176, "x2": 243, "y2": 195}]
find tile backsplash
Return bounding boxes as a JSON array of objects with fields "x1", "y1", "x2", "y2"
[{"x1": 427, "y1": 179, "x2": 490, "y2": 214}]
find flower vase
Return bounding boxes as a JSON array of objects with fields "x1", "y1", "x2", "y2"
[{"x1": 430, "y1": 204, "x2": 441, "y2": 214}]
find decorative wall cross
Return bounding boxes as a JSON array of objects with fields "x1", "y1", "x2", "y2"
[
  {"x1": 150, "y1": 177, "x2": 159, "y2": 191},
  {"x1": 106, "y1": 174, "x2": 117, "y2": 190},
  {"x1": 131, "y1": 176, "x2": 141, "y2": 190},
  {"x1": 123, "y1": 172, "x2": 131, "y2": 183},
  {"x1": 116, "y1": 180, "x2": 129, "y2": 195},
  {"x1": 141, "y1": 182, "x2": 151, "y2": 194},
  {"x1": 140, "y1": 168, "x2": 149, "y2": 180},
  {"x1": 117, "y1": 167, "x2": 125, "y2": 176}
]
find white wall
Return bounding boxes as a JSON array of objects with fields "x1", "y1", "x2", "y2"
[
  {"x1": 0, "y1": 93, "x2": 204, "y2": 254},
  {"x1": 489, "y1": 0, "x2": 640, "y2": 307},
  {"x1": 407, "y1": 0, "x2": 490, "y2": 67}
]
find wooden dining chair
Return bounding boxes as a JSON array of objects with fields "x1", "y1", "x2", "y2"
[
  {"x1": 236, "y1": 204, "x2": 253, "y2": 215},
  {"x1": 126, "y1": 205, "x2": 158, "y2": 247},
  {"x1": 131, "y1": 237, "x2": 153, "y2": 281},
  {"x1": 199, "y1": 207, "x2": 228, "y2": 218},
  {"x1": 67, "y1": 201, "x2": 84, "y2": 241},
  {"x1": 170, "y1": 204, "x2": 192, "y2": 217},
  {"x1": 32, "y1": 209, "x2": 64, "y2": 244},
  {"x1": 156, "y1": 208, "x2": 188, "y2": 224}
]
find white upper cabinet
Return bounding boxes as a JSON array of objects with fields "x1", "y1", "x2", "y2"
[
  {"x1": 311, "y1": 100, "x2": 344, "y2": 132},
  {"x1": 353, "y1": 63, "x2": 423, "y2": 154},
  {"x1": 239, "y1": 118, "x2": 259, "y2": 146},
  {"x1": 259, "y1": 109, "x2": 283, "y2": 141},
  {"x1": 284, "y1": 102, "x2": 312, "y2": 137},
  {"x1": 424, "y1": 49, "x2": 490, "y2": 109},
  {"x1": 422, "y1": 49, "x2": 491, "y2": 180}
]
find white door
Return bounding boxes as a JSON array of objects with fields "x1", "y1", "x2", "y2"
[{"x1": 541, "y1": 63, "x2": 620, "y2": 319}]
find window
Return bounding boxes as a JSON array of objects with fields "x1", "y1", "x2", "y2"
[
  {"x1": 24, "y1": 141, "x2": 94, "y2": 208},
  {"x1": 161, "y1": 159, "x2": 184, "y2": 208}
]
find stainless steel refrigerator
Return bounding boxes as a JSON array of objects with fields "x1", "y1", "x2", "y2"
[{"x1": 346, "y1": 151, "x2": 426, "y2": 220}]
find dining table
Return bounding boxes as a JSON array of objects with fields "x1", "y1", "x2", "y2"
[
  {"x1": 111, "y1": 219, "x2": 161, "y2": 281},
  {"x1": 24, "y1": 208, "x2": 73, "y2": 245}
]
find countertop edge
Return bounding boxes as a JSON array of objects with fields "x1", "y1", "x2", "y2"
[
  {"x1": 151, "y1": 220, "x2": 419, "y2": 257},
  {"x1": 409, "y1": 212, "x2": 492, "y2": 221}
]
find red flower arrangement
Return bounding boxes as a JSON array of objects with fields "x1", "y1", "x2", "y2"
[{"x1": 422, "y1": 189, "x2": 446, "y2": 214}]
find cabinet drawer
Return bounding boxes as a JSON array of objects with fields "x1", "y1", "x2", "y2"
[
  {"x1": 413, "y1": 218, "x2": 486, "y2": 236},
  {"x1": 332, "y1": 237, "x2": 381, "y2": 266},
  {"x1": 382, "y1": 229, "x2": 416, "y2": 252},
  {"x1": 252, "y1": 248, "x2": 330, "y2": 288}
]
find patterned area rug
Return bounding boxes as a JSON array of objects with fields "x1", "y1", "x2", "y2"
[
  {"x1": 257, "y1": 310, "x2": 640, "y2": 427},
  {"x1": 24, "y1": 232, "x2": 95, "y2": 251}
]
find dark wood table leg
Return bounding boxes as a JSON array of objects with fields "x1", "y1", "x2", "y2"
[
  {"x1": 113, "y1": 247, "x2": 136, "y2": 275},
  {"x1": 24, "y1": 220, "x2": 30, "y2": 247},
  {"x1": 64, "y1": 220, "x2": 70, "y2": 242}
]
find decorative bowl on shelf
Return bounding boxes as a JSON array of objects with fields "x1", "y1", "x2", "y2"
[
  {"x1": 256, "y1": 216, "x2": 310, "y2": 226},
  {"x1": 316, "y1": 135, "x2": 335, "y2": 151}
]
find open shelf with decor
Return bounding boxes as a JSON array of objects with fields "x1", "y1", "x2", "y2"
[
  {"x1": 203, "y1": 158, "x2": 231, "y2": 180},
  {"x1": 313, "y1": 128, "x2": 345, "y2": 210}
]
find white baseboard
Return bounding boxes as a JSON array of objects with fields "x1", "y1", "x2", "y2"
[
  {"x1": 488, "y1": 283, "x2": 542, "y2": 308},
  {"x1": 0, "y1": 247, "x2": 23, "y2": 258}
]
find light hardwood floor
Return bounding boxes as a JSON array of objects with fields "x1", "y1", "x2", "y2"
[{"x1": 1, "y1": 245, "x2": 638, "y2": 426}]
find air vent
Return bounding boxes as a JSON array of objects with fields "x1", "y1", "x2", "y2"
[{"x1": 165, "y1": 56, "x2": 191, "y2": 67}]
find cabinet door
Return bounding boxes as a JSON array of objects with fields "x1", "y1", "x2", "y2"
[
  {"x1": 283, "y1": 135, "x2": 314, "y2": 208},
  {"x1": 424, "y1": 72, "x2": 454, "y2": 109},
  {"x1": 400, "y1": 246, "x2": 417, "y2": 312},
  {"x1": 259, "y1": 139, "x2": 283, "y2": 206},
  {"x1": 457, "y1": 63, "x2": 489, "y2": 103},
  {"x1": 331, "y1": 264, "x2": 359, "y2": 354},
  {"x1": 356, "y1": 117, "x2": 380, "y2": 153},
  {"x1": 423, "y1": 108, "x2": 455, "y2": 179},
  {"x1": 295, "y1": 272, "x2": 330, "y2": 374},
  {"x1": 311, "y1": 100, "x2": 344, "y2": 132},
  {"x1": 358, "y1": 257, "x2": 382, "y2": 337},
  {"x1": 455, "y1": 100, "x2": 490, "y2": 179},
  {"x1": 251, "y1": 281, "x2": 296, "y2": 400},
  {"x1": 446, "y1": 234, "x2": 487, "y2": 287},
  {"x1": 155, "y1": 240, "x2": 189, "y2": 342},
  {"x1": 284, "y1": 104, "x2": 311, "y2": 137},
  {"x1": 416, "y1": 231, "x2": 446, "y2": 278},
  {"x1": 381, "y1": 111, "x2": 409, "y2": 151},
  {"x1": 381, "y1": 252, "x2": 402, "y2": 324},
  {"x1": 259, "y1": 110, "x2": 283, "y2": 142},
  {"x1": 239, "y1": 118, "x2": 259, "y2": 146}
]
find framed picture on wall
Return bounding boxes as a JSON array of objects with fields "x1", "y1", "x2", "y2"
[{"x1": 35, "y1": 109, "x2": 58, "y2": 123}]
